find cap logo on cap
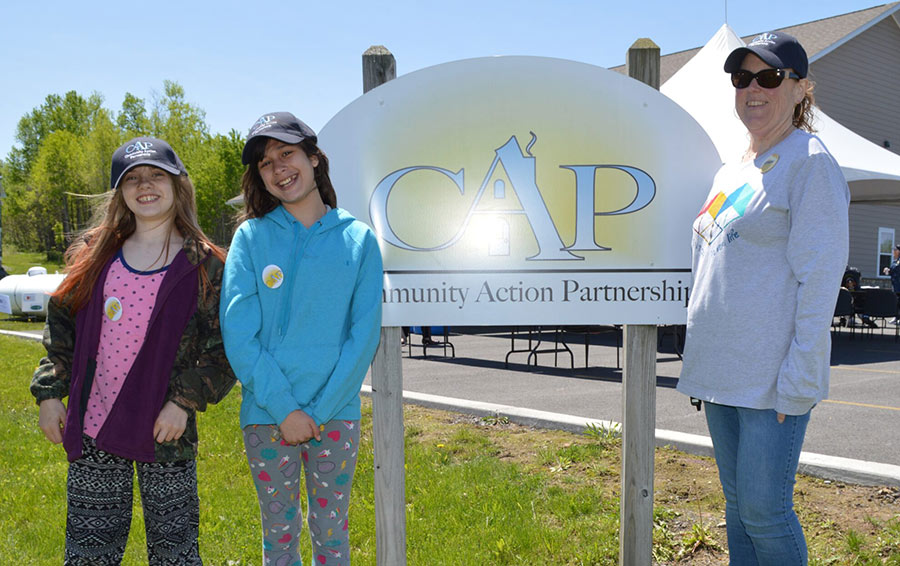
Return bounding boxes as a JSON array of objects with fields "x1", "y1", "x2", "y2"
[
  {"x1": 126, "y1": 141, "x2": 153, "y2": 153},
  {"x1": 250, "y1": 115, "x2": 277, "y2": 137},
  {"x1": 749, "y1": 33, "x2": 777, "y2": 47},
  {"x1": 125, "y1": 141, "x2": 158, "y2": 161}
]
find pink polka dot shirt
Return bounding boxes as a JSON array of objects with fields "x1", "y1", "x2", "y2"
[{"x1": 83, "y1": 251, "x2": 168, "y2": 438}]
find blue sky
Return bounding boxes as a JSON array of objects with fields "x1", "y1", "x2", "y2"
[{"x1": 0, "y1": 0, "x2": 885, "y2": 160}]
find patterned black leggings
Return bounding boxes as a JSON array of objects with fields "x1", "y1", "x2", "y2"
[{"x1": 64, "y1": 435, "x2": 202, "y2": 565}]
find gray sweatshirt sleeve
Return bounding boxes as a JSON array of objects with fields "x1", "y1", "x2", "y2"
[{"x1": 775, "y1": 152, "x2": 850, "y2": 415}]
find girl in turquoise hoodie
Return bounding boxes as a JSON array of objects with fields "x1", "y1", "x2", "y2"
[{"x1": 221, "y1": 112, "x2": 383, "y2": 566}]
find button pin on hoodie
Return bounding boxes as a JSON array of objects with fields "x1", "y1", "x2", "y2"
[
  {"x1": 760, "y1": 153, "x2": 779, "y2": 173},
  {"x1": 262, "y1": 265, "x2": 284, "y2": 289}
]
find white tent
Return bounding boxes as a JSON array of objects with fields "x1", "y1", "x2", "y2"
[{"x1": 661, "y1": 23, "x2": 900, "y2": 204}]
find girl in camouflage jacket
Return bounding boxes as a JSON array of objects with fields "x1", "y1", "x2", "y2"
[{"x1": 30, "y1": 137, "x2": 236, "y2": 564}]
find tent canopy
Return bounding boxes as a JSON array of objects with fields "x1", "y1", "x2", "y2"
[{"x1": 660, "y1": 24, "x2": 900, "y2": 204}]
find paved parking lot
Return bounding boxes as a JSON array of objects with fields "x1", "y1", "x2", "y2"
[{"x1": 369, "y1": 326, "x2": 900, "y2": 467}]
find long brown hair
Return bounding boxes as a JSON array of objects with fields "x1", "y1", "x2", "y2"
[
  {"x1": 239, "y1": 138, "x2": 337, "y2": 221},
  {"x1": 54, "y1": 171, "x2": 225, "y2": 312}
]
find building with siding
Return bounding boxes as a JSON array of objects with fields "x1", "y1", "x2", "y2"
[{"x1": 614, "y1": 3, "x2": 900, "y2": 283}]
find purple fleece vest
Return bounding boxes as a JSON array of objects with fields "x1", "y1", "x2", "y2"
[{"x1": 63, "y1": 250, "x2": 200, "y2": 462}]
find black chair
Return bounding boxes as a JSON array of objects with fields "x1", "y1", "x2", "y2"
[
  {"x1": 861, "y1": 289, "x2": 899, "y2": 340},
  {"x1": 832, "y1": 288, "x2": 854, "y2": 338}
]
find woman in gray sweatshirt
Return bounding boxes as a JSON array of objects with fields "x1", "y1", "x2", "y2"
[{"x1": 677, "y1": 32, "x2": 849, "y2": 565}]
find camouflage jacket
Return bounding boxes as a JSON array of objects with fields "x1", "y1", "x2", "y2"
[{"x1": 31, "y1": 238, "x2": 236, "y2": 462}]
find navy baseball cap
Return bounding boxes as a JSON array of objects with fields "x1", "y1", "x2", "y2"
[
  {"x1": 724, "y1": 31, "x2": 809, "y2": 78},
  {"x1": 241, "y1": 112, "x2": 317, "y2": 165},
  {"x1": 110, "y1": 137, "x2": 187, "y2": 190}
]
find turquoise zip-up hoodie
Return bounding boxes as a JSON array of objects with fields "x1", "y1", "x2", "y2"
[{"x1": 221, "y1": 205, "x2": 383, "y2": 428}]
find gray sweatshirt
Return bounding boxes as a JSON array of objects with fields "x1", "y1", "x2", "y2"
[{"x1": 677, "y1": 129, "x2": 850, "y2": 415}]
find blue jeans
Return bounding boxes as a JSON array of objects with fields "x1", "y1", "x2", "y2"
[{"x1": 704, "y1": 402, "x2": 810, "y2": 566}]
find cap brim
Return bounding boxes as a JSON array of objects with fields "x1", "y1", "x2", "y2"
[
  {"x1": 724, "y1": 46, "x2": 785, "y2": 73},
  {"x1": 241, "y1": 132, "x2": 308, "y2": 165},
  {"x1": 113, "y1": 161, "x2": 183, "y2": 190}
]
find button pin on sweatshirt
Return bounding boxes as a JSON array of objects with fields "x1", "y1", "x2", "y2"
[
  {"x1": 760, "y1": 153, "x2": 779, "y2": 173},
  {"x1": 104, "y1": 297, "x2": 123, "y2": 321},
  {"x1": 262, "y1": 265, "x2": 284, "y2": 289}
]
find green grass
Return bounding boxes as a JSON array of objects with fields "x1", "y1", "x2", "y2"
[
  {"x1": 1, "y1": 334, "x2": 619, "y2": 564},
  {"x1": 2, "y1": 333, "x2": 900, "y2": 564},
  {"x1": 0, "y1": 318, "x2": 46, "y2": 331},
  {"x1": 1, "y1": 247, "x2": 65, "y2": 275}
]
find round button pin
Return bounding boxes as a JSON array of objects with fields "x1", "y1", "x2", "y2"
[
  {"x1": 262, "y1": 265, "x2": 284, "y2": 289},
  {"x1": 104, "y1": 297, "x2": 123, "y2": 321}
]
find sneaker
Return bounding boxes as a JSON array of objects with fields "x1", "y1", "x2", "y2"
[{"x1": 865, "y1": 318, "x2": 878, "y2": 328}]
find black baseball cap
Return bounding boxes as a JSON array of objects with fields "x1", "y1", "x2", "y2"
[
  {"x1": 110, "y1": 137, "x2": 187, "y2": 190},
  {"x1": 724, "y1": 31, "x2": 809, "y2": 78},
  {"x1": 241, "y1": 112, "x2": 317, "y2": 165}
]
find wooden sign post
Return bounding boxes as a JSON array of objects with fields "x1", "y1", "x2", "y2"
[
  {"x1": 620, "y1": 38, "x2": 661, "y2": 566},
  {"x1": 363, "y1": 46, "x2": 408, "y2": 566},
  {"x1": 370, "y1": 326, "x2": 406, "y2": 566}
]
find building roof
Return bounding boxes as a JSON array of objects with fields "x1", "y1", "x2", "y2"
[{"x1": 611, "y1": 2, "x2": 900, "y2": 82}]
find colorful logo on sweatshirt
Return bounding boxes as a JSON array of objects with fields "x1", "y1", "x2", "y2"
[
  {"x1": 104, "y1": 297, "x2": 123, "y2": 321},
  {"x1": 694, "y1": 183, "x2": 756, "y2": 245},
  {"x1": 262, "y1": 264, "x2": 284, "y2": 289}
]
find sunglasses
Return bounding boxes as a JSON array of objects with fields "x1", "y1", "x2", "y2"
[{"x1": 731, "y1": 68, "x2": 801, "y2": 89}]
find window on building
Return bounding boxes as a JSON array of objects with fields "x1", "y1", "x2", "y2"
[{"x1": 878, "y1": 227, "x2": 895, "y2": 277}]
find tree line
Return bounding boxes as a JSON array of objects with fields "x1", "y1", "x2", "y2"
[{"x1": 1, "y1": 81, "x2": 244, "y2": 257}]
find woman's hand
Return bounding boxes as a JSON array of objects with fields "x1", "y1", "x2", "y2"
[
  {"x1": 38, "y1": 398, "x2": 66, "y2": 444},
  {"x1": 153, "y1": 401, "x2": 188, "y2": 443},
  {"x1": 279, "y1": 410, "x2": 321, "y2": 444},
  {"x1": 777, "y1": 413, "x2": 786, "y2": 424}
]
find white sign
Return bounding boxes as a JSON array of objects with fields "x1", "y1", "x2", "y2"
[{"x1": 319, "y1": 56, "x2": 720, "y2": 325}]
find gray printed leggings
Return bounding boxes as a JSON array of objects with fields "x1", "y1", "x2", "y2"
[{"x1": 243, "y1": 420, "x2": 359, "y2": 566}]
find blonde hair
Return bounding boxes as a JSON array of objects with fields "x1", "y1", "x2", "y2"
[{"x1": 793, "y1": 78, "x2": 816, "y2": 133}]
